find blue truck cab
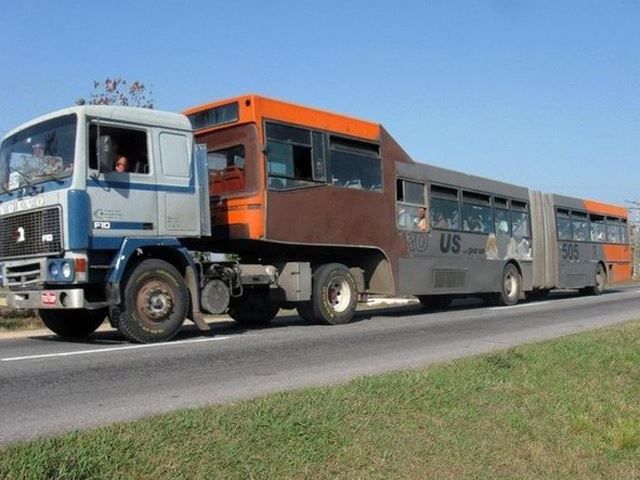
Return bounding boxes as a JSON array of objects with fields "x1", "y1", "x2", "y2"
[{"x1": 0, "y1": 105, "x2": 216, "y2": 342}]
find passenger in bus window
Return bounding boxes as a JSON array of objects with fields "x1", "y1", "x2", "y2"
[
  {"x1": 434, "y1": 212, "x2": 449, "y2": 229},
  {"x1": 414, "y1": 207, "x2": 429, "y2": 231}
]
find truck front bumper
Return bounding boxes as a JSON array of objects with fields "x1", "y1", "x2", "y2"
[{"x1": 8, "y1": 289, "x2": 87, "y2": 309}]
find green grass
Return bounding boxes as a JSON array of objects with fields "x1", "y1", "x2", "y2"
[
  {"x1": 0, "y1": 308, "x2": 40, "y2": 331},
  {"x1": 1, "y1": 322, "x2": 639, "y2": 479}
]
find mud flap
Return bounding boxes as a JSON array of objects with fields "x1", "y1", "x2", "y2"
[{"x1": 185, "y1": 267, "x2": 210, "y2": 331}]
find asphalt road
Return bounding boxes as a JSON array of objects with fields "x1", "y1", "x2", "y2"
[{"x1": 1, "y1": 287, "x2": 640, "y2": 446}]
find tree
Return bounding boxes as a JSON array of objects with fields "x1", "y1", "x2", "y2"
[{"x1": 76, "y1": 77, "x2": 154, "y2": 108}]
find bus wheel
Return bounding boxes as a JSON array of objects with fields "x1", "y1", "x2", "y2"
[
  {"x1": 494, "y1": 263, "x2": 521, "y2": 306},
  {"x1": 312, "y1": 263, "x2": 357, "y2": 325},
  {"x1": 228, "y1": 292, "x2": 279, "y2": 327},
  {"x1": 117, "y1": 259, "x2": 188, "y2": 343},
  {"x1": 39, "y1": 308, "x2": 107, "y2": 339},
  {"x1": 582, "y1": 264, "x2": 606, "y2": 296}
]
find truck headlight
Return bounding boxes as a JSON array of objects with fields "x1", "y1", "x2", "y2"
[
  {"x1": 61, "y1": 261, "x2": 72, "y2": 279},
  {"x1": 49, "y1": 262, "x2": 60, "y2": 279}
]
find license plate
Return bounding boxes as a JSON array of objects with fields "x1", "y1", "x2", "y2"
[{"x1": 41, "y1": 291, "x2": 57, "y2": 306}]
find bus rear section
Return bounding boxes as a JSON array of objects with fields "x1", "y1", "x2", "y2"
[{"x1": 553, "y1": 196, "x2": 631, "y2": 292}]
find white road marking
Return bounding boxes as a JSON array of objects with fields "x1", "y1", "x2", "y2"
[
  {"x1": 0, "y1": 336, "x2": 231, "y2": 363},
  {"x1": 487, "y1": 300, "x2": 552, "y2": 311}
]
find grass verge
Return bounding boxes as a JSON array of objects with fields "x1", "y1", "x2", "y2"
[
  {"x1": 1, "y1": 321, "x2": 639, "y2": 479},
  {"x1": 0, "y1": 308, "x2": 40, "y2": 331}
]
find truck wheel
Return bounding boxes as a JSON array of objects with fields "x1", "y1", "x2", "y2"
[
  {"x1": 493, "y1": 263, "x2": 521, "y2": 306},
  {"x1": 312, "y1": 263, "x2": 357, "y2": 325},
  {"x1": 228, "y1": 292, "x2": 279, "y2": 327},
  {"x1": 582, "y1": 264, "x2": 606, "y2": 296},
  {"x1": 39, "y1": 308, "x2": 107, "y2": 339},
  {"x1": 116, "y1": 259, "x2": 188, "y2": 343}
]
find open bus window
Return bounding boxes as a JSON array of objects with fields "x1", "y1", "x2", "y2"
[
  {"x1": 571, "y1": 212, "x2": 589, "y2": 241},
  {"x1": 510, "y1": 201, "x2": 530, "y2": 238},
  {"x1": 328, "y1": 137, "x2": 382, "y2": 192},
  {"x1": 494, "y1": 208, "x2": 511, "y2": 235},
  {"x1": 396, "y1": 179, "x2": 427, "y2": 231},
  {"x1": 621, "y1": 220, "x2": 629, "y2": 244},
  {"x1": 266, "y1": 122, "x2": 318, "y2": 190},
  {"x1": 207, "y1": 145, "x2": 245, "y2": 194},
  {"x1": 430, "y1": 185, "x2": 460, "y2": 230},
  {"x1": 462, "y1": 191, "x2": 492, "y2": 233},
  {"x1": 606, "y1": 218, "x2": 621, "y2": 243},
  {"x1": 589, "y1": 214, "x2": 606, "y2": 242}
]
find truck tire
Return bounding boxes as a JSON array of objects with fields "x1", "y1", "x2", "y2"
[
  {"x1": 228, "y1": 292, "x2": 279, "y2": 328},
  {"x1": 312, "y1": 263, "x2": 357, "y2": 325},
  {"x1": 39, "y1": 308, "x2": 107, "y2": 339},
  {"x1": 493, "y1": 263, "x2": 521, "y2": 306},
  {"x1": 581, "y1": 264, "x2": 606, "y2": 296},
  {"x1": 116, "y1": 259, "x2": 188, "y2": 343}
]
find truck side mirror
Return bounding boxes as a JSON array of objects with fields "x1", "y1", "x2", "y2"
[{"x1": 97, "y1": 135, "x2": 115, "y2": 172}]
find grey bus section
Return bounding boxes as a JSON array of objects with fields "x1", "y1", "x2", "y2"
[{"x1": 394, "y1": 161, "x2": 606, "y2": 296}]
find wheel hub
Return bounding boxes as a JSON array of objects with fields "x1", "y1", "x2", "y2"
[
  {"x1": 138, "y1": 282, "x2": 174, "y2": 321},
  {"x1": 327, "y1": 278, "x2": 351, "y2": 313}
]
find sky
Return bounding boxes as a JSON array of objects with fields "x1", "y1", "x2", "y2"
[{"x1": 1, "y1": 0, "x2": 639, "y2": 205}]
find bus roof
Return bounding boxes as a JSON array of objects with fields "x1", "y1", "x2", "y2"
[{"x1": 183, "y1": 94, "x2": 381, "y2": 141}]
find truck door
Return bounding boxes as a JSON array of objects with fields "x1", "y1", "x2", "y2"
[
  {"x1": 87, "y1": 123, "x2": 158, "y2": 245},
  {"x1": 154, "y1": 130, "x2": 199, "y2": 237}
]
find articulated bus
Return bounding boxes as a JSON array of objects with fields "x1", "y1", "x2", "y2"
[{"x1": 183, "y1": 95, "x2": 631, "y2": 323}]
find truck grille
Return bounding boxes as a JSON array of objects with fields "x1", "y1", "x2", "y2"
[{"x1": 0, "y1": 207, "x2": 63, "y2": 259}]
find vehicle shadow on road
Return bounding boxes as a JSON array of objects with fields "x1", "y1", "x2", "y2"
[{"x1": 24, "y1": 288, "x2": 627, "y2": 345}]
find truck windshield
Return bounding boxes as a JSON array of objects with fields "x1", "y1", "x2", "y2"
[{"x1": 0, "y1": 114, "x2": 76, "y2": 192}]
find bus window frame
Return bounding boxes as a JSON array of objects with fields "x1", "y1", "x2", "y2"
[{"x1": 396, "y1": 178, "x2": 428, "y2": 231}]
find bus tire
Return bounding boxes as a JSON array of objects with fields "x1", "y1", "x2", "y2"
[
  {"x1": 228, "y1": 292, "x2": 279, "y2": 327},
  {"x1": 494, "y1": 263, "x2": 521, "y2": 306},
  {"x1": 312, "y1": 263, "x2": 357, "y2": 325},
  {"x1": 39, "y1": 308, "x2": 107, "y2": 339},
  {"x1": 582, "y1": 264, "x2": 606, "y2": 296},
  {"x1": 116, "y1": 259, "x2": 188, "y2": 343}
]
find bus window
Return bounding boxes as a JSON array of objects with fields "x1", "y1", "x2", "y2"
[
  {"x1": 266, "y1": 122, "x2": 315, "y2": 190},
  {"x1": 590, "y1": 214, "x2": 606, "y2": 242},
  {"x1": 430, "y1": 185, "x2": 460, "y2": 230},
  {"x1": 606, "y1": 217, "x2": 621, "y2": 243},
  {"x1": 207, "y1": 145, "x2": 245, "y2": 194},
  {"x1": 328, "y1": 136, "x2": 382, "y2": 191},
  {"x1": 494, "y1": 208, "x2": 511, "y2": 235},
  {"x1": 556, "y1": 209, "x2": 572, "y2": 240},
  {"x1": 511, "y1": 200, "x2": 530, "y2": 238},
  {"x1": 621, "y1": 219, "x2": 629, "y2": 243},
  {"x1": 396, "y1": 179, "x2": 427, "y2": 231},
  {"x1": 461, "y1": 191, "x2": 492, "y2": 233},
  {"x1": 572, "y1": 212, "x2": 589, "y2": 241}
]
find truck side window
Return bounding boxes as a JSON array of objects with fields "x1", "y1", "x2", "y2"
[{"x1": 89, "y1": 124, "x2": 149, "y2": 174}]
